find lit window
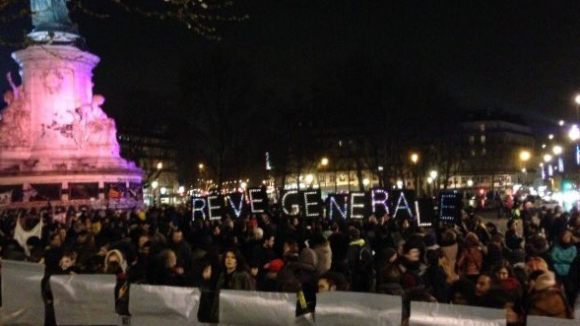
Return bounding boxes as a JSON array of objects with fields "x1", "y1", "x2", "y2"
[{"x1": 480, "y1": 135, "x2": 486, "y2": 144}]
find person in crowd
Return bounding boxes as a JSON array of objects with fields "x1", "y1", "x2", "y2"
[
  {"x1": 317, "y1": 272, "x2": 347, "y2": 293},
  {"x1": 398, "y1": 240, "x2": 426, "y2": 289},
  {"x1": 457, "y1": 232, "x2": 484, "y2": 282},
  {"x1": 505, "y1": 220, "x2": 523, "y2": 251},
  {"x1": 527, "y1": 270, "x2": 573, "y2": 319},
  {"x1": 473, "y1": 273, "x2": 500, "y2": 303},
  {"x1": 310, "y1": 233, "x2": 332, "y2": 275},
  {"x1": 551, "y1": 230, "x2": 577, "y2": 279},
  {"x1": 215, "y1": 249, "x2": 255, "y2": 291}
]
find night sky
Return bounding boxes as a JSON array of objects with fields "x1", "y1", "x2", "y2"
[{"x1": 2, "y1": 1, "x2": 580, "y2": 128}]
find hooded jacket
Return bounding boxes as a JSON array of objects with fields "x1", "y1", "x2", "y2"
[{"x1": 527, "y1": 271, "x2": 572, "y2": 319}]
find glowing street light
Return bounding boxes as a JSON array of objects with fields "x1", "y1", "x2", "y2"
[
  {"x1": 559, "y1": 120, "x2": 565, "y2": 126},
  {"x1": 305, "y1": 174, "x2": 314, "y2": 184},
  {"x1": 198, "y1": 163, "x2": 204, "y2": 170},
  {"x1": 467, "y1": 180, "x2": 474, "y2": 187},
  {"x1": 156, "y1": 162, "x2": 163, "y2": 170},
  {"x1": 410, "y1": 153, "x2": 419, "y2": 164},
  {"x1": 429, "y1": 170, "x2": 438, "y2": 179},
  {"x1": 427, "y1": 177, "x2": 433, "y2": 184},
  {"x1": 543, "y1": 154, "x2": 553, "y2": 163},
  {"x1": 552, "y1": 145, "x2": 563, "y2": 156},
  {"x1": 321, "y1": 157, "x2": 329, "y2": 166},
  {"x1": 569, "y1": 125, "x2": 580, "y2": 141},
  {"x1": 151, "y1": 180, "x2": 158, "y2": 189},
  {"x1": 363, "y1": 178, "x2": 370, "y2": 186},
  {"x1": 240, "y1": 182, "x2": 248, "y2": 189},
  {"x1": 396, "y1": 180, "x2": 403, "y2": 189},
  {"x1": 575, "y1": 94, "x2": 580, "y2": 105},
  {"x1": 548, "y1": 134, "x2": 554, "y2": 140},
  {"x1": 519, "y1": 150, "x2": 531, "y2": 162}
]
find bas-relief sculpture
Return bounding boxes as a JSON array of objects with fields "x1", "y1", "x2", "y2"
[{"x1": 0, "y1": 73, "x2": 30, "y2": 148}]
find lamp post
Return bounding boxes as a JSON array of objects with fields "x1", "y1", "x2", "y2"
[
  {"x1": 320, "y1": 157, "x2": 329, "y2": 192},
  {"x1": 410, "y1": 153, "x2": 419, "y2": 197},
  {"x1": 151, "y1": 180, "x2": 159, "y2": 206},
  {"x1": 519, "y1": 150, "x2": 530, "y2": 185}
]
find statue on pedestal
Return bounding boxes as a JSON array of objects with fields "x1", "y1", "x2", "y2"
[{"x1": 31, "y1": 0, "x2": 72, "y2": 31}]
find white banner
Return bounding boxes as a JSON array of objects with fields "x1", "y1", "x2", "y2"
[
  {"x1": 218, "y1": 290, "x2": 296, "y2": 326},
  {"x1": 315, "y1": 292, "x2": 402, "y2": 326},
  {"x1": 50, "y1": 274, "x2": 117, "y2": 325},
  {"x1": 128, "y1": 284, "x2": 202, "y2": 326},
  {"x1": 0, "y1": 190, "x2": 12, "y2": 206},
  {"x1": 1, "y1": 260, "x2": 45, "y2": 326},
  {"x1": 527, "y1": 315, "x2": 578, "y2": 326},
  {"x1": 410, "y1": 301, "x2": 506, "y2": 326}
]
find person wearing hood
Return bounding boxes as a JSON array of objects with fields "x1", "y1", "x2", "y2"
[
  {"x1": 551, "y1": 230, "x2": 577, "y2": 279},
  {"x1": 527, "y1": 270, "x2": 573, "y2": 319},
  {"x1": 310, "y1": 233, "x2": 332, "y2": 275},
  {"x1": 457, "y1": 232, "x2": 484, "y2": 282},
  {"x1": 345, "y1": 226, "x2": 375, "y2": 292},
  {"x1": 104, "y1": 249, "x2": 129, "y2": 315},
  {"x1": 377, "y1": 264, "x2": 404, "y2": 296}
]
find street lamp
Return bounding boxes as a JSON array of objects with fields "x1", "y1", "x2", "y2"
[
  {"x1": 156, "y1": 162, "x2": 163, "y2": 170},
  {"x1": 574, "y1": 94, "x2": 580, "y2": 120},
  {"x1": 553, "y1": 145, "x2": 563, "y2": 155},
  {"x1": 410, "y1": 153, "x2": 419, "y2": 164},
  {"x1": 429, "y1": 170, "x2": 438, "y2": 179},
  {"x1": 467, "y1": 179, "x2": 474, "y2": 187},
  {"x1": 321, "y1": 157, "x2": 329, "y2": 166},
  {"x1": 410, "y1": 153, "x2": 419, "y2": 196},
  {"x1": 543, "y1": 154, "x2": 553, "y2": 163},
  {"x1": 559, "y1": 120, "x2": 565, "y2": 126},
  {"x1": 569, "y1": 125, "x2": 580, "y2": 141},
  {"x1": 519, "y1": 150, "x2": 531, "y2": 162},
  {"x1": 548, "y1": 134, "x2": 554, "y2": 140},
  {"x1": 151, "y1": 180, "x2": 158, "y2": 189}
]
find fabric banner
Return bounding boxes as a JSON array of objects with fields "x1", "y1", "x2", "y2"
[
  {"x1": 105, "y1": 183, "x2": 126, "y2": 200},
  {"x1": 0, "y1": 185, "x2": 23, "y2": 202},
  {"x1": 218, "y1": 290, "x2": 296, "y2": 326},
  {"x1": 14, "y1": 217, "x2": 43, "y2": 251},
  {"x1": 69, "y1": 183, "x2": 99, "y2": 200},
  {"x1": 1, "y1": 260, "x2": 45, "y2": 326},
  {"x1": 527, "y1": 316, "x2": 578, "y2": 326},
  {"x1": 314, "y1": 292, "x2": 402, "y2": 326},
  {"x1": 128, "y1": 284, "x2": 202, "y2": 326},
  {"x1": 409, "y1": 301, "x2": 506, "y2": 326},
  {"x1": 0, "y1": 190, "x2": 12, "y2": 206},
  {"x1": 27, "y1": 183, "x2": 62, "y2": 201},
  {"x1": 127, "y1": 183, "x2": 143, "y2": 201},
  {"x1": 50, "y1": 274, "x2": 117, "y2": 326}
]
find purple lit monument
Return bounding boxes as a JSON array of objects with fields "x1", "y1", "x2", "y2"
[{"x1": 0, "y1": 0, "x2": 143, "y2": 208}]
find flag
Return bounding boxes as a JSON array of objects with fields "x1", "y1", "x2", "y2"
[
  {"x1": 0, "y1": 190, "x2": 12, "y2": 206},
  {"x1": 14, "y1": 217, "x2": 43, "y2": 254},
  {"x1": 108, "y1": 187, "x2": 124, "y2": 200}
]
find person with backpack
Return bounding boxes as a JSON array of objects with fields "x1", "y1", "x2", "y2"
[{"x1": 345, "y1": 226, "x2": 375, "y2": 292}]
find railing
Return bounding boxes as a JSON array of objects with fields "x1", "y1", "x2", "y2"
[{"x1": 1, "y1": 260, "x2": 577, "y2": 326}]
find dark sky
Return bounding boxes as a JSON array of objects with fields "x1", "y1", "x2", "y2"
[{"x1": 2, "y1": 1, "x2": 580, "y2": 128}]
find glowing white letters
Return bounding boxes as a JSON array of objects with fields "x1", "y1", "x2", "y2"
[
  {"x1": 328, "y1": 195, "x2": 347, "y2": 220},
  {"x1": 303, "y1": 191, "x2": 321, "y2": 217},
  {"x1": 248, "y1": 189, "x2": 265, "y2": 214},
  {"x1": 393, "y1": 192, "x2": 414, "y2": 219},
  {"x1": 192, "y1": 197, "x2": 207, "y2": 220},
  {"x1": 207, "y1": 195, "x2": 222, "y2": 220},
  {"x1": 226, "y1": 193, "x2": 245, "y2": 218},
  {"x1": 371, "y1": 188, "x2": 389, "y2": 215},
  {"x1": 282, "y1": 190, "x2": 300, "y2": 216},
  {"x1": 349, "y1": 193, "x2": 366, "y2": 219}
]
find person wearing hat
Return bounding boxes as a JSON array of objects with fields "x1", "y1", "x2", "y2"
[{"x1": 398, "y1": 240, "x2": 426, "y2": 289}]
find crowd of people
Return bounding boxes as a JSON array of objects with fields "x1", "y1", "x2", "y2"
[{"x1": 1, "y1": 201, "x2": 580, "y2": 325}]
